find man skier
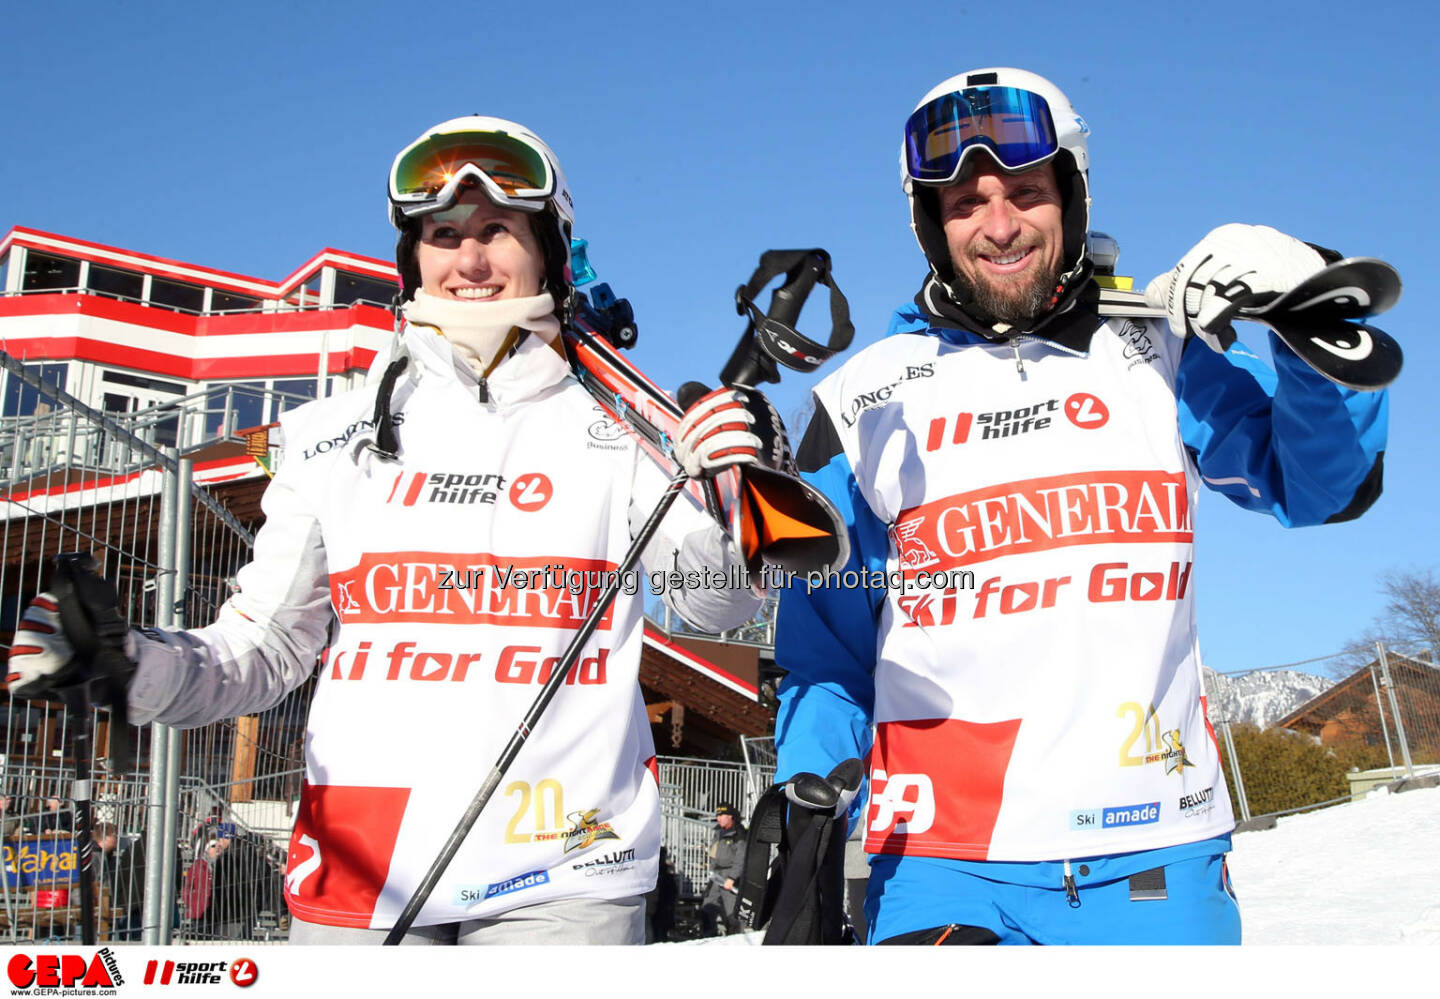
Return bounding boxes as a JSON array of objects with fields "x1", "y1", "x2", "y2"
[{"x1": 772, "y1": 67, "x2": 1389, "y2": 944}]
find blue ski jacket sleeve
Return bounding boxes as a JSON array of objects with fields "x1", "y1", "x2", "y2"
[{"x1": 773, "y1": 310, "x2": 1388, "y2": 788}]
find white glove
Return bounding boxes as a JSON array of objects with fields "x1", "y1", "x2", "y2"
[
  {"x1": 6, "y1": 595, "x2": 77, "y2": 697},
  {"x1": 1145, "y1": 223, "x2": 1326, "y2": 352},
  {"x1": 673, "y1": 386, "x2": 792, "y2": 479}
]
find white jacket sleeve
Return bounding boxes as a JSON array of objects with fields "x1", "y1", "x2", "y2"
[
  {"x1": 127, "y1": 464, "x2": 335, "y2": 729},
  {"x1": 629, "y1": 450, "x2": 761, "y2": 633}
]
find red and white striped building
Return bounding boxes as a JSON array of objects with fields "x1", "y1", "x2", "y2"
[{"x1": 0, "y1": 227, "x2": 397, "y2": 458}]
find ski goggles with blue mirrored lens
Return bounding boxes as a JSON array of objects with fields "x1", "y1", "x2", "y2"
[
  {"x1": 390, "y1": 127, "x2": 554, "y2": 218},
  {"x1": 903, "y1": 86, "x2": 1059, "y2": 184}
]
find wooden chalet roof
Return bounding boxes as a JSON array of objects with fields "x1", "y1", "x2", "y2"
[{"x1": 1274, "y1": 652, "x2": 1438, "y2": 731}]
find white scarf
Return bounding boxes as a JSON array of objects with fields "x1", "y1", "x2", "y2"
[{"x1": 401, "y1": 290, "x2": 561, "y2": 377}]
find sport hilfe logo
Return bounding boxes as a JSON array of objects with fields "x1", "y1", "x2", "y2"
[
  {"x1": 142, "y1": 958, "x2": 254, "y2": 986},
  {"x1": 1063, "y1": 392, "x2": 1109, "y2": 429},
  {"x1": 924, "y1": 393, "x2": 1107, "y2": 452},
  {"x1": 510, "y1": 472, "x2": 553, "y2": 512},
  {"x1": 387, "y1": 470, "x2": 506, "y2": 507}
]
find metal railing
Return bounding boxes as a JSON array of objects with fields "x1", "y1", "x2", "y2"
[
  {"x1": 1, "y1": 284, "x2": 395, "y2": 318},
  {"x1": 0, "y1": 353, "x2": 317, "y2": 944},
  {"x1": 1206, "y1": 643, "x2": 1440, "y2": 824},
  {"x1": 1, "y1": 380, "x2": 312, "y2": 488},
  {"x1": 646, "y1": 591, "x2": 778, "y2": 648},
  {"x1": 655, "y1": 754, "x2": 770, "y2": 898}
]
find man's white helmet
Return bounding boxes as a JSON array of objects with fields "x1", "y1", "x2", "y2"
[{"x1": 899, "y1": 68, "x2": 1092, "y2": 290}]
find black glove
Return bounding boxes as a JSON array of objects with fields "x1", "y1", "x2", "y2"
[{"x1": 6, "y1": 553, "x2": 138, "y2": 768}]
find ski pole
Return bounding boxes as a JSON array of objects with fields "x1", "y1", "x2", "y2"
[
  {"x1": 46, "y1": 551, "x2": 134, "y2": 945},
  {"x1": 59, "y1": 687, "x2": 97, "y2": 945},
  {"x1": 387, "y1": 248, "x2": 848, "y2": 941},
  {"x1": 384, "y1": 471, "x2": 692, "y2": 943}
]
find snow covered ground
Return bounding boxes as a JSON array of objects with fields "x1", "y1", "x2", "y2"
[{"x1": 1229, "y1": 781, "x2": 1440, "y2": 944}]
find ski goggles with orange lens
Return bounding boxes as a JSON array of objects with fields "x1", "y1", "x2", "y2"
[
  {"x1": 904, "y1": 86, "x2": 1059, "y2": 184},
  {"x1": 390, "y1": 127, "x2": 554, "y2": 218}
]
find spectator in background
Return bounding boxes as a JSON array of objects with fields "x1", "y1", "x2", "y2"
[
  {"x1": 700, "y1": 803, "x2": 746, "y2": 937},
  {"x1": 208, "y1": 831, "x2": 278, "y2": 941},
  {"x1": 0, "y1": 792, "x2": 27, "y2": 839},
  {"x1": 92, "y1": 821, "x2": 147, "y2": 941},
  {"x1": 180, "y1": 835, "x2": 223, "y2": 939},
  {"x1": 36, "y1": 795, "x2": 73, "y2": 837}
]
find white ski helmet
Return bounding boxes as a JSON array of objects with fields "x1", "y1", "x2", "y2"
[
  {"x1": 900, "y1": 68, "x2": 1092, "y2": 290},
  {"x1": 387, "y1": 115, "x2": 575, "y2": 303}
]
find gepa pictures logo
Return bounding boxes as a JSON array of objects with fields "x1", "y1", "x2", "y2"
[{"x1": 7, "y1": 949, "x2": 123, "y2": 991}]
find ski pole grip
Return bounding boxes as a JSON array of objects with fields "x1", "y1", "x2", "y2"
[
  {"x1": 765, "y1": 252, "x2": 825, "y2": 329},
  {"x1": 725, "y1": 249, "x2": 849, "y2": 387}
]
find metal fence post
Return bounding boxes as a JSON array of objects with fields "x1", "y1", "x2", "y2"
[
  {"x1": 1375, "y1": 642, "x2": 1414, "y2": 778},
  {"x1": 1220, "y1": 721, "x2": 1251, "y2": 822},
  {"x1": 142, "y1": 448, "x2": 183, "y2": 944},
  {"x1": 1369, "y1": 662, "x2": 1397, "y2": 772}
]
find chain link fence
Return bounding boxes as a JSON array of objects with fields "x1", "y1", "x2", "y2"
[
  {"x1": 1, "y1": 352, "x2": 313, "y2": 944},
  {"x1": 1, "y1": 350, "x2": 789, "y2": 945},
  {"x1": 1205, "y1": 643, "x2": 1440, "y2": 825}
]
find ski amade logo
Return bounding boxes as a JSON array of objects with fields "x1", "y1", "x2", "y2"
[{"x1": 7, "y1": 949, "x2": 123, "y2": 994}]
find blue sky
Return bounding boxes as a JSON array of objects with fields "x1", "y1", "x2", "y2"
[{"x1": 3, "y1": 0, "x2": 1434, "y2": 674}]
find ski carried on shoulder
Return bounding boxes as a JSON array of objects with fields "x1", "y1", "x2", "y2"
[
  {"x1": 562, "y1": 243, "x2": 857, "y2": 535},
  {"x1": 565, "y1": 289, "x2": 729, "y2": 520},
  {"x1": 1095, "y1": 235, "x2": 1403, "y2": 391}
]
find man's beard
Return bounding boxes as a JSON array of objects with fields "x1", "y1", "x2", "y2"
[{"x1": 950, "y1": 253, "x2": 1064, "y2": 326}]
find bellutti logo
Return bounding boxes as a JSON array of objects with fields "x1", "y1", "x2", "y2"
[
  {"x1": 7, "y1": 949, "x2": 123, "y2": 992},
  {"x1": 571, "y1": 848, "x2": 638, "y2": 877}
]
